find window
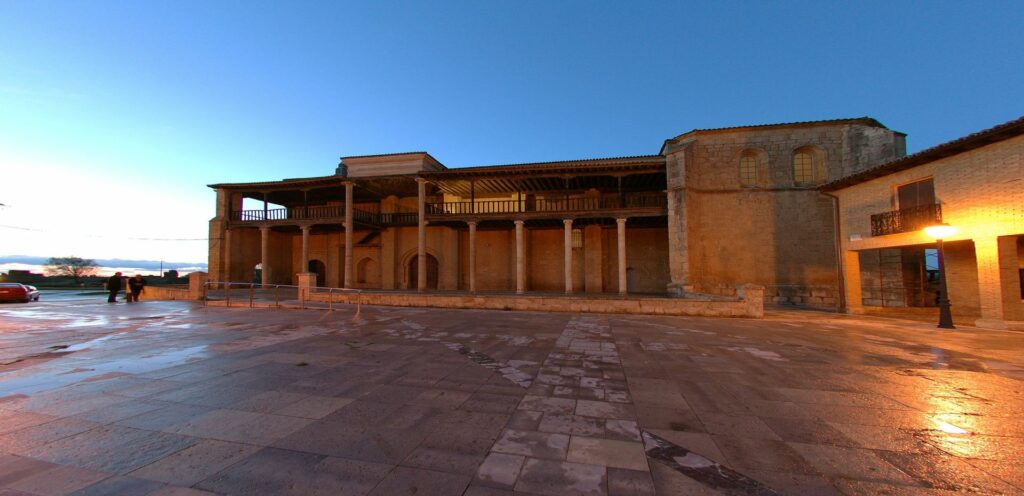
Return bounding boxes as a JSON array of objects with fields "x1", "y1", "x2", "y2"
[
  {"x1": 897, "y1": 178, "x2": 935, "y2": 210},
  {"x1": 793, "y1": 152, "x2": 814, "y2": 184},
  {"x1": 739, "y1": 156, "x2": 758, "y2": 187},
  {"x1": 792, "y1": 146, "x2": 826, "y2": 185},
  {"x1": 572, "y1": 229, "x2": 583, "y2": 249}
]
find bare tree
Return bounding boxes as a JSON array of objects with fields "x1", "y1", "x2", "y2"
[{"x1": 44, "y1": 256, "x2": 98, "y2": 283}]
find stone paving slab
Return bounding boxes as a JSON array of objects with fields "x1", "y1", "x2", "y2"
[{"x1": 1, "y1": 300, "x2": 1023, "y2": 495}]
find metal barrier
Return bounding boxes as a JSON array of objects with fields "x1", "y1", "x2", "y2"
[{"x1": 202, "y1": 282, "x2": 362, "y2": 320}]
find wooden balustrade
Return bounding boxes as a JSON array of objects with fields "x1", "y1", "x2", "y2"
[
  {"x1": 427, "y1": 193, "x2": 666, "y2": 216},
  {"x1": 230, "y1": 192, "x2": 666, "y2": 225}
]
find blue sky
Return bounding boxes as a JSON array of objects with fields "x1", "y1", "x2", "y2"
[{"x1": 1, "y1": 1, "x2": 1022, "y2": 263}]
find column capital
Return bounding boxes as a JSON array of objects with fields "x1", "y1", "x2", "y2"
[
  {"x1": 467, "y1": 221, "x2": 478, "y2": 228},
  {"x1": 259, "y1": 225, "x2": 271, "y2": 233},
  {"x1": 563, "y1": 219, "x2": 573, "y2": 227},
  {"x1": 415, "y1": 177, "x2": 429, "y2": 184},
  {"x1": 341, "y1": 180, "x2": 354, "y2": 186},
  {"x1": 616, "y1": 217, "x2": 627, "y2": 224},
  {"x1": 514, "y1": 219, "x2": 525, "y2": 226},
  {"x1": 300, "y1": 224, "x2": 312, "y2": 232}
]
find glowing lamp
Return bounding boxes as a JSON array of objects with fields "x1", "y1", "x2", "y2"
[{"x1": 924, "y1": 224, "x2": 958, "y2": 240}]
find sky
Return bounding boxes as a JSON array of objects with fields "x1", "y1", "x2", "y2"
[{"x1": 1, "y1": 1, "x2": 1022, "y2": 265}]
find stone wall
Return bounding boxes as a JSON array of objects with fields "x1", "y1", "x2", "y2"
[
  {"x1": 666, "y1": 122, "x2": 904, "y2": 309},
  {"x1": 299, "y1": 286, "x2": 765, "y2": 318}
]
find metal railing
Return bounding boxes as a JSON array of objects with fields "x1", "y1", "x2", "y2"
[
  {"x1": 203, "y1": 281, "x2": 362, "y2": 319},
  {"x1": 870, "y1": 203, "x2": 943, "y2": 236}
]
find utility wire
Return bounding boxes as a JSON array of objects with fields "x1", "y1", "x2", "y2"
[{"x1": 0, "y1": 224, "x2": 207, "y2": 241}]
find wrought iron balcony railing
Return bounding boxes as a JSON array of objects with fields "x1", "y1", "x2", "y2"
[{"x1": 870, "y1": 203, "x2": 942, "y2": 236}]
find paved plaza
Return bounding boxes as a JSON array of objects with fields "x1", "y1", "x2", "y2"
[{"x1": 0, "y1": 299, "x2": 1022, "y2": 495}]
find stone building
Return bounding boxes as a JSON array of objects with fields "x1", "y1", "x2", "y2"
[
  {"x1": 207, "y1": 117, "x2": 910, "y2": 310},
  {"x1": 825, "y1": 115, "x2": 1024, "y2": 330}
]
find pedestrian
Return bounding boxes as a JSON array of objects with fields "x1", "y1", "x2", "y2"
[
  {"x1": 128, "y1": 274, "x2": 146, "y2": 302},
  {"x1": 106, "y1": 272, "x2": 122, "y2": 303}
]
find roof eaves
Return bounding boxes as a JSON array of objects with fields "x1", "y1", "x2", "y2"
[
  {"x1": 664, "y1": 117, "x2": 894, "y2": 148},
  {"x1": 429, "y1": 155, "x2": 664, "y2": 175}
]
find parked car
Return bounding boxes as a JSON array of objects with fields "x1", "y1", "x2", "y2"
[{"x1": 0, "y1": 283, "x2": 40, "y2": 303}]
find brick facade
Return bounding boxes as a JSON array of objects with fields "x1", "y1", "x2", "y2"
[{"x1": 833, "y1": 125, "x2": 1024, "y2": 329}]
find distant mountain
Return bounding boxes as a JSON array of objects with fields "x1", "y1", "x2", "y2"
[{"x1": 0, "y1": 255, "x2": 207, "y2": 271}]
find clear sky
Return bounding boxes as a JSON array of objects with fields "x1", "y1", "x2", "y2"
[{"x1": 1, "y1": 1, "x2": 1022, "y2": 264}]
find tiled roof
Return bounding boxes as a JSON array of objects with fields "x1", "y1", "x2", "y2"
[
  {"x1": 822, "y1": 114, "x2": 1024, "y2": 191},
  {"x1": 428, "y1": 155, "x2": 665, "y2": 175},
  {"x1": 208, "y1": 175, "x2": 343, "y2": 189},
  {"x1": 341, "y1": 151, "x2": 430, "y2": 160},
  {"x1": 662, "y1": 117, "x2": 896, "y2": 153}
]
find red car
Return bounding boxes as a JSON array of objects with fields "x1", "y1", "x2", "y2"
[{"x1": 0, "y1": 283, "x2": 40, "y2": 303}]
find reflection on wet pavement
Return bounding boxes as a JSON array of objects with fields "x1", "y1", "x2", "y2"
[{"x1": 0, "y1": 299, "x2": 1022, "y2": 495}]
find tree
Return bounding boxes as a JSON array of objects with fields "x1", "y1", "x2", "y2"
[{"x1": 44, "y1": 256, "x2": 98, "y2": 283}]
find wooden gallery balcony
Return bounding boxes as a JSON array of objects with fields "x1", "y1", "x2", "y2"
[
  {"x1": 229, "y1": 206, "x2": 418, "y2": 227},
  {"x1": 426, "y1": 192, "x2": 667, "y2": 221},
  {"x1": 420, "y1": 154, "x2": 669, "y2": 223},
  {"x1": 870, "y1": 203, "x2": 943, "y2": 236}
]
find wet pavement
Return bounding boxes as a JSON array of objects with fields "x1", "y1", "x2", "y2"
[{"x1": 0, "y1": 299, "x2": 1022, "y2": 495}]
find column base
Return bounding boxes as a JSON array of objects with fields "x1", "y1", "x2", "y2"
[
  {"x1": 973, "y1": 318, "x2": 1015, "y2": 330},
  {"x1": 665, "y1": 283, "x2": 695, "y2": 297}
]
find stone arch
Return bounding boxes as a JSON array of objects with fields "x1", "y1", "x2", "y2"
[
  {"x1": 356, "y1": 257, "x2": 379, "y2": 287},
  {"x1": 400, "y1": 250, "x2": 439, "y2": 290}
]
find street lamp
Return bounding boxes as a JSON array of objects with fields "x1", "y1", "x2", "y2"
[{"x1": 924, "y1": 223, "x2": 958, "y2": 329}]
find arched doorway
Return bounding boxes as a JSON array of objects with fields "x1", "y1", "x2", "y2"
[
  {"x1": 307, "y1": 259, "x2": 326, "y2": 287},
  {"x1": 408, "y1": 254, "x2": 439, "y2": 290}
]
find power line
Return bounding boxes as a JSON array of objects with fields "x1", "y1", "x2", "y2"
[{"x1": 0, "y1": 224, "x2": 208, "y2": 241}]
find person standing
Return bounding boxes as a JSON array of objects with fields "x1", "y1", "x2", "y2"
[
  {"x1": 128, "y1": 274, "x2": 146, "y2": 302},
  {"x1": 106, "y1": 272, "x2": 123, "y2": 303}
]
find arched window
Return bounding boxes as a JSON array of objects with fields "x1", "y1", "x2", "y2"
[
  {"x1": 739, "y1": 155, "x2": 758, "y2": 187},
  {"x1": 793, "y1": 152, "x2": 814, "y2": 184},
  {"x1": 792, "y1": 146, "x2": 826, "y2": 185},
  {"x1": 739, "y1": 149, "x2": 766, "y2": 188}
]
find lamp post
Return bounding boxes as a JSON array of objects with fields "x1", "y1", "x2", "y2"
[{"x1": 924, "y1": 223, "x2": 958, "y2": 329}]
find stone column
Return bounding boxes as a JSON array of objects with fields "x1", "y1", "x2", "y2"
[
  {"x1": 344, "y1": 181, "x2": 354, "y2": 288},
  {"x1": 259, "y1": 226, "x2": 270, "y2": 286},
  {"x1": 300, "y1": 225, "x2": 311, "y2": 274},
  {"x1": 223, "y1": 228, "x2": 232, "y2": 282},
  {"x1": 563, "y1": 219, "x2": 573, "y2": 294},
  {"x1": 296, "y1": 272, "x2": 316, "y2": 303},
  {"x1": 188, "y1": 271, "x2": 209, "y2": 300},
  {"x1": 515, "y1": 220, "x2": 525, "y2": 294},
  {"x1": 616, "y1": 218, "x2": 627, "y2": 295},
  {"x1": 842, "y1": 250, "x2": 864, "y2": 314},
  {"x1": 468, "y1": 221, "x2": 477, "y2": 293},
  {"x1": 974, "y1": 237, "x2": 1010, "y2": 329},
  {"x1": 664, "y1": 147, "x2": 691, "y2": 294},
  {"x1": 416, "y1": 178, "x2": 427, "y2": 291}
]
